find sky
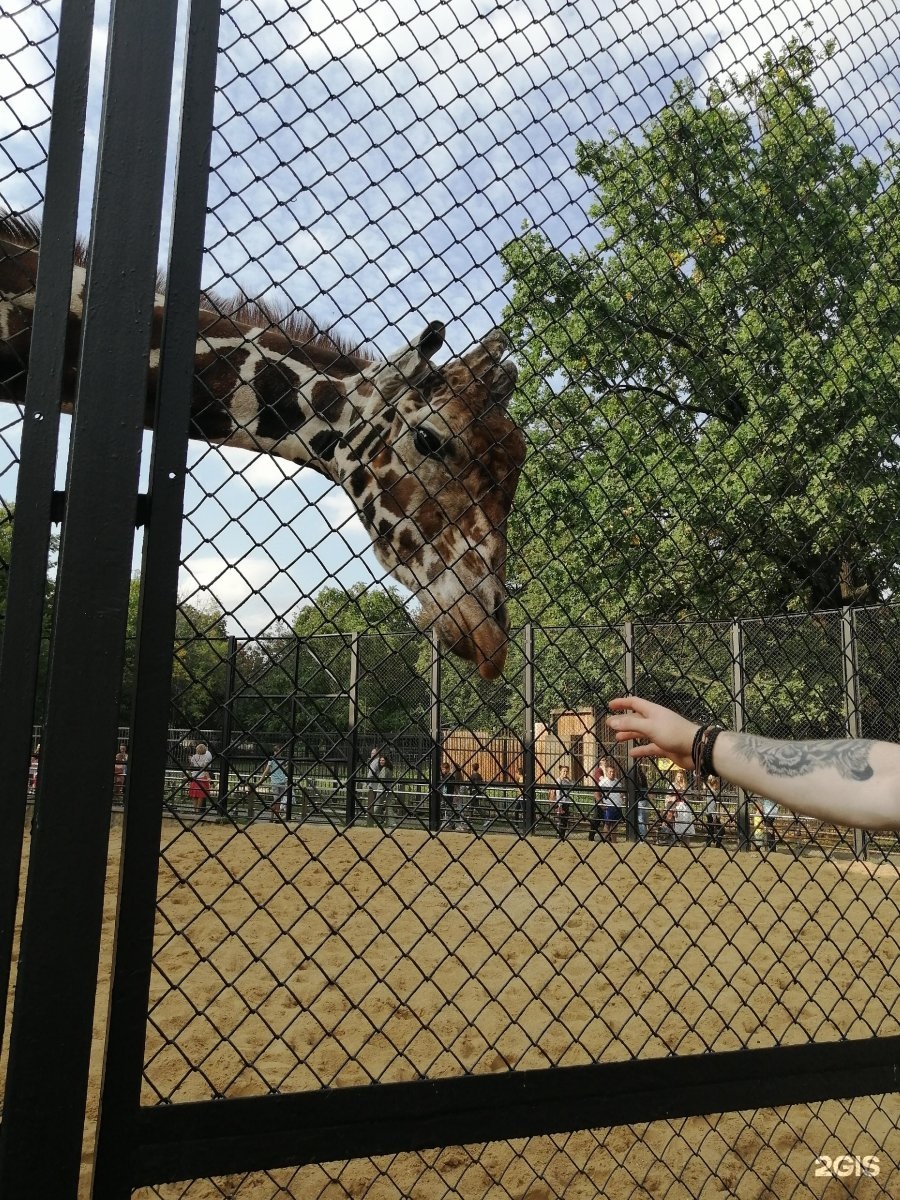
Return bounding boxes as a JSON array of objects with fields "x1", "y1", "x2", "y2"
[{"x1": 2, "y1": 0, "x2": 900, "y2": 636}]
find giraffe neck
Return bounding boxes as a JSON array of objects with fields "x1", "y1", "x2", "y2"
[
  {"x1": 180, "y1": 312, "x2": 378, "y2": 480},
  {"x1": 0, "y1": 245, "x2": 382, "y2": 482}
]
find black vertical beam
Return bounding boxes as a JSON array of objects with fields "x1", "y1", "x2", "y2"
[
  {"x1": 0, "y1": 2, "x2": 181, "y2": 1196},
  {"x1": 346, "y1": 631, "x2": 361, "y2": 823},
  {"x1": 127, "y1": 1033, "x2": 900, "y2": 1185},
  {"x1": 730, "y1": 619, "x2": 752, "y2": 852},
  {"x1": 217, "y1": 634, "x2": 238, "y2": 817},
  {"x1": 522, "y1": 623, "x2": 536, "y2": 833},
  {"x1": 0, "y1": 0, "x2": 97, "y2": 1048},
  {"x1": 428, "y1": 628, "x2": 442, "y2": 831},
  {"x1": 89, "y1": 4, "x2": 222, "y2": 1196},
  {"x1": 622, "y1": 620, "x2": 639, "y2": 842},
  {"x1": 841, "y1": 608, "x2": 868, "y2": 860},
  {"x1": 285, "y1": 639, "x2": 301, "y2": 822}
]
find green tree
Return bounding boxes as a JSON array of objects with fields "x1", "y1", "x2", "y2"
[
  {"x1": 291, "y1": 583, "x2": 428, "y2": 733},
  {"x1": 500, "y1": 41, "x2": 900, "y2": 737},
  {"x1": 121, "y1": 576, "x2": 232, "y2": 728},
  {"x1": 502, "y1": 40, "x2": 900, "y2": 639}
]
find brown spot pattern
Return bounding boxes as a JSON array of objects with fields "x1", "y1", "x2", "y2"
[{"x1": 310, "y1": 378, "x2": 347, "y2": 422}]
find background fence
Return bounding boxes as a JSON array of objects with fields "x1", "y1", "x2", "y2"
[
  {"x1": 2, "y1": 0, "x2": 900, "y2": 1197},
  {"x1": 28, "y1": 604, "x2": 900, "y2": 855}
]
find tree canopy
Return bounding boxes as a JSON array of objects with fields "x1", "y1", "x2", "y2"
[
  {"x1": 289, "y1": 583, "x2": 428, "y2": 734},
  {"x1": 501, "y1": 40, "x2": 900, "y2": 637}
]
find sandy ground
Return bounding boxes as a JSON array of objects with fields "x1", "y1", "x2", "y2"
[{"x1": 6, "y1": 817, "x2": 900, "y2": 1197}]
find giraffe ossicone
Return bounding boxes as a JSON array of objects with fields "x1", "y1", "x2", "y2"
[{"x1": 0, "y1": 213, "x2": 525, "y2": 679}]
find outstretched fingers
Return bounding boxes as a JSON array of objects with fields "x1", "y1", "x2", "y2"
[
  {"x1": 606, "y1": 695, "x2": 699, "y2": 769},
  {"x1": 607, "y1": 696, "x2": 656, "y2": 741}
]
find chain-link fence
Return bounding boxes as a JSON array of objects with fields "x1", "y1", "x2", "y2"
[{"x1": 3, "y1": 0, "x2": 900, "y2": 1196}]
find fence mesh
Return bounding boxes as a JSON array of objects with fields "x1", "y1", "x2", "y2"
[{"x1": 3, "y1": 0, "x2": 900, "y2": 1195}]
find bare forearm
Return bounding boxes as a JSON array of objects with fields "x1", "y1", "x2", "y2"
[
  {"x1": 712, "y1": 732, "x2": 900, "y2": 829},
  {"x1": 609, "y1": 696, "x2": 900, "y2": 830}
]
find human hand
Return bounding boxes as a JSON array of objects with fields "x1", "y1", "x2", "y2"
[{"x1": 606, "y1": 697, "x2": 699, "y2": 770}]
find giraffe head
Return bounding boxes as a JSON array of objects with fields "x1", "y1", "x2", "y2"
[{"x1": 336, "y1": 324, "x2": 525, "y2": 680}]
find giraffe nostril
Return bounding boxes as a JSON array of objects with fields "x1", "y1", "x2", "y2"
[{"x1": 493, "y1": 600, "x2": 509, "y2": 630}]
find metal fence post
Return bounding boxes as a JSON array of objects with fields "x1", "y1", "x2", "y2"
[
  {"x1": 217, "y1": 635, "x2": 238, "y2": 818},
  {"x1": 429, "y1": 629, "x2": 442, "y2": 832},
  {"x1": 0, "y1": 1, "x2": 182, "y2": 1192},
  {"x1": 841, "y1": 607, "x2": 869, "y2": 860},
  {"x1": 622, "y1": 620, "x2": 639, "y2": 842},
  {"x1": 346, "y1": 632, "x2": 361, "y2": 825},
  {"x1": 285, "y1": 638, "x2": 301, "y2": 823},
  {"x1": 523, "y1": 623, "x2": 537, "y2": 834},
  {"x1": 731, "y1": 619, "x2": 752, "y2": 851},
  {"x1": 0, "y1": 0, "x2": 97, "y2": 1061},
  {"x1": 90, "y1": 5, "x2": 224, "y2": 1192}
]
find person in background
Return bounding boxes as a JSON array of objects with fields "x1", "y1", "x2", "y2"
[
  {"x1": 661, "y1": 768, "x2": 696, "y2": 844},
  {"x1": 550, "y1": 764, "x2": 574, "y2": 841},
  {"x1": 28, "y1": 744, "x2": 40, "y2": 796},
  {"x1": 588, "y1": 757, "x2": 624, "y2": 842},
  {"x1": 467, "y1": 764, "x2": 486, "y2": 828},
  {"x1": 602, "y1": 757, "x2": 626, "y2": 842},
  {"x1": 372, "y1": 753, "x2": 393, "y2": 823},
  {"x1": 365, "y1": 745, "x2": 381, "y2": 815},
  {"x1": 260, "y1": 746, "x2": 289, "y2": 820},
  {"x1": 440, "y1": 760, "x2": 461, "y2": 830},
  {"x1": 607, "y1": 695, "x2": 900, "y2": 830},
  {"x1": 113, "y1": 747, "x2": 128, "y2": 803},
  {"x1": 703, "y1": 774, "x2": 726, "y2": 848},
  {"x1": 626, "y1": 759, "x2": 651, "y2": 840},
  {"x1": 755, "y1": 792, "x2": 779, "y2": 851},
  {"x1": 188, "y1": 741, "x2": 213, "y2": 815}
]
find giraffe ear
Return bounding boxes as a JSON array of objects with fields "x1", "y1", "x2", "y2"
[
  {"x1": 416, "y1": 320, "x2": 445, "y2": 360},
  {"x1": 375, "y1": 321, "x2": 445, "y2": 400},
  {"x1": 465, "y1": 328, "x2": 518, "y2": 411}
]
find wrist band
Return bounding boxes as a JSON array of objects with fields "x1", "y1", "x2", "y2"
[
  {"x1": 700, "y1": 726, "x2": 723, "y2": 777},
  {"x1": 696, "y1": 720, "x2": 710, "y2": 768},
  {"x1": 692, "y1": 723, "x2": 724, "y2": 777}
]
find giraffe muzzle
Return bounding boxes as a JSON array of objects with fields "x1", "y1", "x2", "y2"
[{"x1": 439, "y1": 600, "x2": 509, "y2": 681}]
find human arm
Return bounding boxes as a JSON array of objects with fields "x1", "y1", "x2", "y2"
[{"x1": 607, "y1": 696, "x2": 900, "y2": 830}]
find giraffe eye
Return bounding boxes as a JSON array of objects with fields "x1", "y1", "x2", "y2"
[{"x1": 413, "y1": 427, "x2": 447, "y2": 458}]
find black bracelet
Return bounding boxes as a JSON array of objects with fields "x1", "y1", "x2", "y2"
[
  {"x1": 696, "y1": 724, "x2": 710, "y2": 772},
  {"x1": 700, "y1": 726, "x2": 723, "y2": 778}
]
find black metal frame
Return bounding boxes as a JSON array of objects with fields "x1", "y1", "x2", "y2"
[
  {"x1": 0, "y1": 0, "x2": 97, "y2": 1054},
  {"x1": 1, "y1": 3, "x2": 898, "y2": 1198},
  {"x1": 0, "y1": 0, "x2": 209, "y2": 1195},
  {"x1": 130, "y1": 1035, "x2": 900, "y2": 1186}
]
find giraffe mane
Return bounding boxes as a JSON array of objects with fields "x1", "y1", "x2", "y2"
[
  {"x1": 199, "y1": 287, "x2": 372, "y2": 369},
  {"x1": 0, "y1": 209, "x2": 370, "y2": 370}
]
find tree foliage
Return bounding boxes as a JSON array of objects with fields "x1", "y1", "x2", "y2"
[
  {"x1": 121, "y1": 576, "x2": 236, "y2": 729},
  {"x1": 289, "y1": 583, "x2": 428, "y2": 734},
  {"x1": 499, "y1": 41, "x2": 900, "y2": 736},
  {"x1": 502, "y1": 40, "x2": 900, "y2": 639}
]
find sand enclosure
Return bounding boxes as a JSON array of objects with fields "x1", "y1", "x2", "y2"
[
  {"x1": 147, "y1": 823, "x2": 900, "y2": 1100},
  {"x1": 8, "y1": 818, "x2": 900, "y2": 1197}
]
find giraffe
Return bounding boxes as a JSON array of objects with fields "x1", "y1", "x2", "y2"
[{"x1": 0, "y1": 213, "x2": 525, "y2": 679}]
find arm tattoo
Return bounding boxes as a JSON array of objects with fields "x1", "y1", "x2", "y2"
[{"x1": 737, "y1": 736, "x2": 874, "y2": 781}]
